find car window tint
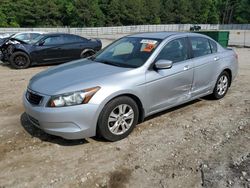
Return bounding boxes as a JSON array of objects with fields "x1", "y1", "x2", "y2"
[
  {"x1": 156, "y1": 38, "x2": 188, "y2": 63},
  {"x1": 94, "y1": 37, "x2": 161, "y2": 68},
  {"x1": 43, "y1": 36, "x2": 63, "y2": 45},
  {"x1": 63, "y1": 35, "x2": 87, "y2": 43},
  {"x1": 112, "y1": 42, "x2": 134, "y2": 56},
  {"x1": 14, "y1": 34, "x2": 26, "y2": 40},
  {"x1": 30, "y1": 33, "x2": 40, "y2": 39},
  {"x1": 190, "y1": 37, "x2": 212, "y2": 58},
  {"x1": 14, "y1": 33, "x2": 40, "y2": 41},
  {"x1": 209, "y1": 40, "x2": 217, "y2": 53},
  {"x1": 75, "y1": 35, "x2": 87, "y2": 42}
]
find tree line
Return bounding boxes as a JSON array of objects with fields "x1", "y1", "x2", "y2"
[{"x1": 0, "y1": 0, "x2": 249, "y2": 27}]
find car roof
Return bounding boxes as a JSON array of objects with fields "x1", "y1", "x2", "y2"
[
  {"x1": 127, "y1": 32, "x2": 208, "y2": 40},
  {"x1": 14, "y1": 31, "x2": 47, "y2": 35},
  {"x1": 42, "y1": 33, "x2": 81, "y2": 37}
]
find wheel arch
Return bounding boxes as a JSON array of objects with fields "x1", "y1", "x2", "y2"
[
  {"x1": 222, "y1": 68, "x2": 232, "y2": 87},
  {"x1": 115, "y1": 93, "x2": 145, "y2": 123},
  {"x1": 12, "y1": 49, "x2": 31, "y2": 59},
  {"x1": 96, "y1": 92, "x2": 145, "y2": 132},
  {"x1": 80, "y1": 48, "x2": 95, "y2": 57}
]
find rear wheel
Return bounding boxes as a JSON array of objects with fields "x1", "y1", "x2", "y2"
[
  {"x1": 211, "y1": 71, "x2": 230, "y2": 99},
  {"x1": 10, "y1": 51, "x2": 30, "y2": 69},
  {"x1": 97, "y1": 96, "x2": 139, "y2": 141}
]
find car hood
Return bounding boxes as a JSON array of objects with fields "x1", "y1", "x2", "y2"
[{"x1": 29, "y1": 59, "x2": 131, "y2": 95}]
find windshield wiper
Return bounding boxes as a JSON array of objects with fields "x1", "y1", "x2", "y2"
[
  {"x1": 119, "y1": 64, "x2": 138, "y2": 68},
  {"x1": 98, "y1": 60, "x2": 122, "y2": 67},
  {"x1": 90, "y1": 58, "x2": 137, "y2": 68},
  {"x1": 90, "y1": 58, "x2": 119, "y2": 67}
]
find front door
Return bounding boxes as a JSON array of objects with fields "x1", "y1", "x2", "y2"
[
  {"x1": 32, "y1": 35, "x2": 65, "y2": 64},
  {"x1": 145, "y1": 37, "x2": 194, "y2": 114}
]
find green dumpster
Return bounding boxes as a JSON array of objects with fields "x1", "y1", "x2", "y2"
[{"x1": 195, "y1": 31, "x2": 230, "y2": 47}]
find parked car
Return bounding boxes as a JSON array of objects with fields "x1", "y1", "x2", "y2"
[
  {"x1": 0, "y1": 31, "x2": 45, "y2": 62},
  {"x1": 190, "y1": 25, "x2": 201, "y2": 31},
  {"x1": 23, "y1": 32, "x2": 238, "y2": 141},
  {"x1": 1, "y1": 33, "x2": 102, "y2": 69}
]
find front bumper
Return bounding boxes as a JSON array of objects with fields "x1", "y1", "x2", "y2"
[{"x1": 23, "y1": 92, "x2": 100, "y2": 140}]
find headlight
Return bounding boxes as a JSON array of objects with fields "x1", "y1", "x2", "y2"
[{"x1": 48, "y1": 86, "x2": 100, "y2": 107}]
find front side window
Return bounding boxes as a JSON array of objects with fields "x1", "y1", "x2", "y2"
[
  {"x1": 43, "y1": 36, "x2": 63, "y2": 45},
  {"x1": 156, "y1": 38, "x2": 189, "y2": 63},
  {"x1": 92, "y1": 37, "x2": 162, "y2": 68},
  {"x1": 190, "y1": 37, "x2": 212, "y2": 58}
]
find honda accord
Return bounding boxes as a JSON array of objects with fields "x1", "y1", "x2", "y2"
[{"x1": 23, "y1": 32, "x2": 238, "y2": 141}]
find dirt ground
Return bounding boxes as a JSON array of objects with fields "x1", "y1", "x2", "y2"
[{"x1": 0, "y1": 48, "x2": 249, "y2": 188}]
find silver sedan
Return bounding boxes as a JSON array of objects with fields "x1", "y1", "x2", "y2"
[{"x1": 23, "y1": 32, "x2": 238, "y2": 141}]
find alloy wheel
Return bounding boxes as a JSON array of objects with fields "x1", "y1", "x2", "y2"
[
  {"x1": 217, "y1": 75, "x2": 228, "y2": 96},
  {"x1": 108, "y1": 104, "x2": 134, "y2": 135},
  {"x1": 15, "y1": 55, "x2": 27, "y2": 66}
]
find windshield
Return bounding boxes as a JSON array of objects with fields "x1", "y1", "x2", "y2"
[
  {"x1": 92, "y1": 37, "x2": 162, "y2": 68},
  {"x1": 12, "y1": 33, "x2": 43, "y2": 44},
  {"x1": 29, "y1": 34, "x2": 45, "y2": 44}
]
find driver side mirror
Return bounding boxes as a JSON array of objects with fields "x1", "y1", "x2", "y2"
[
  {"x1": 155, "y1": 60, "x2": 173, "y2": 69},
  {"x1": 38, "y1": 41, "x2": 45, "y2": 46}
]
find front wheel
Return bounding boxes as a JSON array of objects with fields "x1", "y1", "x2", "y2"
[
  {"x1": 211, "y1": 71, "x2": 230, "y2": 99},
  {"x1": 97, "y1": 96, "x2": 139, "y2": 141},
  {"x1": 10, "y1": 51, "x2": 30, "y2": 69}
]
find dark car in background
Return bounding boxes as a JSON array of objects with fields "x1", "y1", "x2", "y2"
[
  {"x1": 0, "y1": 32, "x2": 45, "y2": 62},
  {"x1": 0, "y1": 33, "x2": 102, "y2": 69}
]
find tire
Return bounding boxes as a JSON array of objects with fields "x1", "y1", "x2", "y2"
[
  {"x1": 80, "y1": 50, "x2": 95, "y2": 58},
  {"x1": 211, "y1": 71, "x2": 230, "y2": 99},
  {"x1": 10, "y1": 51, "x2": 30, "y2": 69},
  {"x1": 97, "y1": 96, "x2": 139, "y2": 141}
]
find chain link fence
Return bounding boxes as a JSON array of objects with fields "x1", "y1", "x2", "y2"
[{"x1": 1, "y1": 24, "x2": 249, "y2": 46}]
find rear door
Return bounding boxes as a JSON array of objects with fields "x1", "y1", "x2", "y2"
[
  {"x1": 145, "y1": 37, "x2": 194, "y2": 114},
  {"x1": 189, "y1": 37, "x2": 218, "y2": 97},
  {"x1": 62, "y1": 34, "x2": 90, "y2": 61}
]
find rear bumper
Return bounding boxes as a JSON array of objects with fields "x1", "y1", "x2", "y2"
[{"x1": 23, "y1": 94, "x2": 100, "y2": 140}]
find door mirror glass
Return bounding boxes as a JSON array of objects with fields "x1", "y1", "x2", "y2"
[
  {"x1": 38, "y1": 41, "x2": 44, "y2": 46},
  {"x1": 155, "y1": 60, "x2": 173, "y2": 69}
]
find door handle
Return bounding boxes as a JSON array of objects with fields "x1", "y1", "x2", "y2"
[
  {"x1": 214, "y1": 57, "x2": 220, "y2": 61},
  {"x1": 183, "y1": 65, "x2": 190, "y2": 70}
]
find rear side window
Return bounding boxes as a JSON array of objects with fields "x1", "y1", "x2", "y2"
[
  {"x1": 63, "y1": 35, "x2": 87, "y2": 43},
  {"x1": 156, "y1": 38, "x2": 189, "y2": 63},
  {"x1": 209, "y1": 40, "x2": 218, "y2": 53},
  {"x1": 43, "y1": 36, "x2": 64, "y2": 45},
  {"x1": 190, "y1": 37, "x2": 212, "y2": 58}
]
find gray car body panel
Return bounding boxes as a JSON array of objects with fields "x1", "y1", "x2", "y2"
[{"x1": 23, "y1": 32, "x2": 238, "y2": 139}]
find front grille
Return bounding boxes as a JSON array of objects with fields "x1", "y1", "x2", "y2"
[
  {"x1": 28, "y1": 115, "x2": 40, "y2": 126},
  {"x1": 26, "y1": 90, "x2": 43, "y2": 105}
]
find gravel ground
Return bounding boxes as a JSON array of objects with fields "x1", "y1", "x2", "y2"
[{"x1": 0, "y1": 48, "x2": 249, "y2": 188}]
